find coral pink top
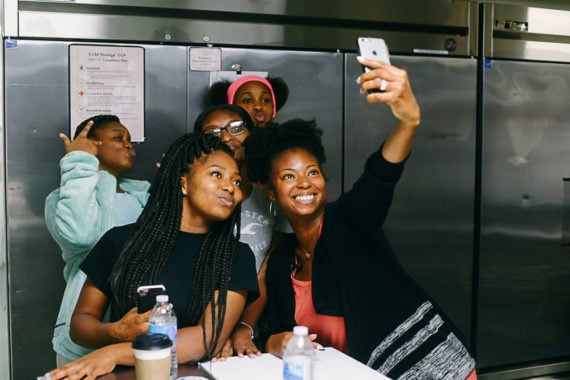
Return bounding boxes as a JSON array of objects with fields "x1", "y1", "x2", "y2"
[{"x1": 292, "y1": 272, "x2": 348, "y2": 353}]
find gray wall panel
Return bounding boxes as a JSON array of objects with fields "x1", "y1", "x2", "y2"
[{"x1": 344, "y1": 54, "x2": 477, "y2": 346}]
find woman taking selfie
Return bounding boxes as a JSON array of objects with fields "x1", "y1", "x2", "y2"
[
  {"x1": 45, "y1": 133, "x2": 259, "y2": 380},
  {"x1": 245, "y1": 57, "x2": 477, "y2": 379}
]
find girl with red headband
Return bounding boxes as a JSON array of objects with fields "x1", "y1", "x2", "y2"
[{"x1": 208, "y1": 75, "x2": 289, "y2": 128}]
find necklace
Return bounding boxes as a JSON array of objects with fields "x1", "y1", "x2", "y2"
[
  {"x1": 297, "y1": 216, "x2": 324, "y2": 260},
  {"x1": 299, "y1": 244, "x2": 312, "y2": 259}
]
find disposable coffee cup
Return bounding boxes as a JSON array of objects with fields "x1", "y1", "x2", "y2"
[{"x1": 132, "y1": 333, "x2": 172, "y2": 380}]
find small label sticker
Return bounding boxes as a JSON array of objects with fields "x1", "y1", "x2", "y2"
[
  {"x1": 190, "y1": 47, "x2": 222, "y2": 71},
  {"x1": 413, "y1": 48, "x2": 449, "y2": 55},
  {"x1": 495, "y1": 19, "x2": 528, "y2": 32},
  {"x1": 6, "y1": 40, "x2": 18, "y2": 49}
]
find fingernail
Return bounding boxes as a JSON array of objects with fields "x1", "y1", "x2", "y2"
[
  {"x1": 356, "y1": 55, "x2": 364, "y2": 61},
  {"x1": 355, "y1": 77, "x2": 361, "y2": 84},
  {"x1": 316, "y1": 343, "x2": 324, "y2": 350}
]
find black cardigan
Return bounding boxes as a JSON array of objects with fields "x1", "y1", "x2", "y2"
[{"x1": 262, "y1": 149, "x2": 475, "y2": 379}]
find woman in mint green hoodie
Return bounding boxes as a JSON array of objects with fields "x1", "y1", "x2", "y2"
[{"x1": 45, "y1": 115, "x2": 150, "y2": 365}]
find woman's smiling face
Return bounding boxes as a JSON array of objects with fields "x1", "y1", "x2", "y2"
[{"x1": 267, "y1": 148, "x2": 326, "y2": 220}]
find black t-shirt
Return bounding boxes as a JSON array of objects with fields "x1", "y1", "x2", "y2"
[{"x1": 80, "y1": 224, "x2": 259, "y2": 324}]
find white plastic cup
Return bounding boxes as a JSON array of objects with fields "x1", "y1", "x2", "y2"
[{"x1": 132, "y1": 333, "x2": 172, "y2": 380}]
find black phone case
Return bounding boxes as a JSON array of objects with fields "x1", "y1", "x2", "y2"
[{"x1": 137, "y1": 287, "x2": 166, "y2": 313}]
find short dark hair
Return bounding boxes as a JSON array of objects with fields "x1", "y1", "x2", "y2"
[
  {"x1": 245, "y1": 119, "x2": 326, "y2": 186},
  {"x1": 74, "y1": 114, "x2": 121, "y2": 139},
  {"x1": 192, "y1": 104, "x2": 255, "y2": 134}
]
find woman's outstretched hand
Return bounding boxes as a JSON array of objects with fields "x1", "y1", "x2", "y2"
[
  {"x1": 357, "y1": 56, "x2": 421, "y2": 163},
  {"x1": 356, "y1": 56, "x2": 420, "y2": 128},
  {"x1": 211, "y1": 323, "x2": 262, "y2": 362},
  {"x1": 44, "y1": 344, "x2": 122, "y2": 380},
  {"x1": 266, "y1": 331, "x2": 321, "y2": 358}
]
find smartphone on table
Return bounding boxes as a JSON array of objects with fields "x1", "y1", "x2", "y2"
[{"x1": 137, "y1": 284, "x2": 166, "y2": 313}]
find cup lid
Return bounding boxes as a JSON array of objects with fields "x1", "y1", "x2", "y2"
[{"x1": 132, "y1": 333, "x2": 172, "y2": 350}]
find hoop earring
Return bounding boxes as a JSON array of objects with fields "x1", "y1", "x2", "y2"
[{"x1": 269, "y1": 202, "x2": 277, "y2": 218}]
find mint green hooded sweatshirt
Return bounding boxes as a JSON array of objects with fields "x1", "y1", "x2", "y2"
[{"x1": 45, "y1": 151, "x2": 150, "y2": 361}]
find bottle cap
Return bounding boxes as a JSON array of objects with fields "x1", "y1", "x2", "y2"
[
  {"x1": 156, "y1": 294, "x2": 169, "y2": 303},
  {"x1": 293, "y1": 325, "x2": 308, "y2": 336}
]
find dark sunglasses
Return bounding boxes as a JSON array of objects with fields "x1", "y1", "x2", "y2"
[{"x1": 203, "y1": 120, "x2": 246, "y2": 137}]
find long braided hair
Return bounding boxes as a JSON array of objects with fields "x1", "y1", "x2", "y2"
[{"x1": 108, "y1": 132, "x2": 240, "y2": 358}]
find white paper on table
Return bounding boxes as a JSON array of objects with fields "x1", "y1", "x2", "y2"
[
  {"x1": 200, "y1": 347, "x2": 391, "y2": 380},
  {"x1": 200, "y1": 353, "x2": 282, "y2": 380}
]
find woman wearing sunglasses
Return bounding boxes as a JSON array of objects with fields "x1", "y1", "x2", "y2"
[{"x1": 193, "y1": 104, "x2": 291, "y2": 359}]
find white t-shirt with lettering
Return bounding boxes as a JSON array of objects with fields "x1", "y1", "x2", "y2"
[{"x1": 240, "y1": 184, "x2": 292, "y2": 271}]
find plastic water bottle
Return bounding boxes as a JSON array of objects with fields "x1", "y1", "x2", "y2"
[
  {"x1": 283, "y1": 325, "x2": 315, "y2": 380},
  {"x1": 148, "y1": 294, "x2": 178, "y2": 380}
]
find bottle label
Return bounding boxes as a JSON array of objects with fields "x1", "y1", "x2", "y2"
[
  {"x1": 149, "y1": 324, "x2": 177, "y2": 343},
  {"x1": 283, "y1": 358, "x2": 310, "y2": 380}
]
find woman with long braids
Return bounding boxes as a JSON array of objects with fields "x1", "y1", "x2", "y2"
[
  {"x1": 46, "y1": 133, "x2": 259, "y2": 380},
  {"x1": 246, "y1": 57, "x2": 477, "y2": 379},
  {"x1": 193, "y1": 104, "x2": 292, "y2": 359}
]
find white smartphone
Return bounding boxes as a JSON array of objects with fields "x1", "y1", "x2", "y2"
[{"x1": 357, "y1": 36, "x2": 391, "y2": 72}]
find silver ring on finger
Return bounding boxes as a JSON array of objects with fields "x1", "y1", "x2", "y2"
[{"x1": 379, "y1": 79, "x2": 388, "y2": 92}]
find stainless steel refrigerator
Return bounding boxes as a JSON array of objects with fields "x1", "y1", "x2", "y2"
[
  {"x1": 477, "y1": 4, "x2": 570, "y2": 374},
  {"x1": 2, "y1": 39, "x2": 342, "y2": 379}
]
